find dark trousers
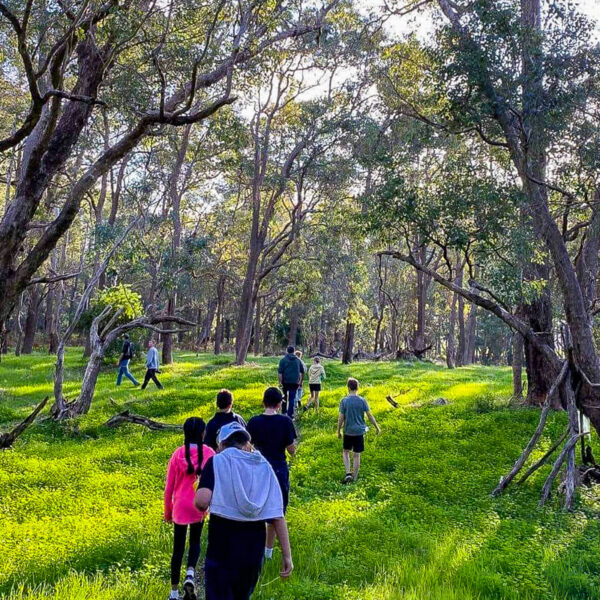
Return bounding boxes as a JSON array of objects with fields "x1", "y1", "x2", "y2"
[
  {"x1": 204, "y1": 558, "x2": 263, "y2": 600},
  {"x1": 281, "y1": 383, "x2": 298, "y2": 418},
  {"x1": 171, "y1": 521, "x2": 204, "y2": 585},
  {"x1": 141, "y1": 368, "x2": 163, "y2": 389}
]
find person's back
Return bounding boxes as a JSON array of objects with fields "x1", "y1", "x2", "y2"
[
  {"x1": 339, "y1": 394, "x2": 370, "y2": 435},
  {"x1": 205, "y1": 389, "x2": 246, "y2": 451},
  {"x1": 278, "y1": 352, "x2": 302, "y2": 384},
  {"x1": 308, "y1": 362, "x2": 325, "y2": 384},
  {"x1": 247, "y1": 413, "x2": 296, "y2": 465}
]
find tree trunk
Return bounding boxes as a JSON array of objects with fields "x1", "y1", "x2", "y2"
[
  {"x1": 512, "y1": 331, "x2": 524, "y2": 399},
  {"x1": 288, "y1": 305, "x2": 299, "y2": 348},
  {"x1": 319, "y1": 313, "x2": 327, "y2": 354},
  {"x1": 464, "y1": 300, "x2": 477, "y2": 365},
  {"x1": 22, "y1": 286, "x2": 40, "y2": 354},
  {"x1": 446, "y1": 290, "x2": 458, "y2": 369},
  {"x1": 456, "y1": 265, "x2": 466, "y2": 366},
  {"x1": 235, "y1": 255, "x2": 259, "y2": 364},
  {"x1": 253, "y1": 295, "x2": 261, "y2": 355},
  {"x1": 162, "y1": 296, "x2": 175, "y2": 364},
  {"x1": 342, "y1": 320, "x2": 355, "y2": 364}
]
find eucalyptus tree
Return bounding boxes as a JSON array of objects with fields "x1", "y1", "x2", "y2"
[
  {"x1": 377, "y1": 0, "x2": 600, "y2": 506},
  {"x1": 0, "y1": 0, "x2": 339, "y2": 345}
]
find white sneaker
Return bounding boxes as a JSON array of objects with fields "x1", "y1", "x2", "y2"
[{"x1": 183, "y1": 575, "x2": 196, "y2": 600}]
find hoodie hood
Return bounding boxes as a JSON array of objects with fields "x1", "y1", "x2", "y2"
[
  {"x1": 210, "y1": 447, "x2": 283, "y2": 522},
  {"x1": 284, "y1": 353, "x2": 297, "y2": 361}
]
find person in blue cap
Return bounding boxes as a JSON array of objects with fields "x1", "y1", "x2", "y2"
[{"x1": 195, "y1": 421, "x2": 293, "y2": 600}]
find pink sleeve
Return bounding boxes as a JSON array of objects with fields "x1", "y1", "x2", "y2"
[{"x1": 164, "y1": 454, "x2": 176, "y2": 520}]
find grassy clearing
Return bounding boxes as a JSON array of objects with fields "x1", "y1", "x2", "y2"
[{"x1": 1, "y1": 350, "x2": 600, "y2": 600}]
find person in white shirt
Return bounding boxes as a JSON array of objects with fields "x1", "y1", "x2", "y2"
[{"x1": 305, "y1": 356, "x2": 326, "y2": 412}]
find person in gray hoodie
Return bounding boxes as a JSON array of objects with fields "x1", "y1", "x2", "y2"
[{"x1": 195, "y1": 422, "x2": 293, "y2": 600}]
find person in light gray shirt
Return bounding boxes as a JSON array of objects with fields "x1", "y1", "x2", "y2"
[
  {"x1": 337, "y1": 377, "x2": 380, "y2": 484},
  {"x1": 141, "y1": 340, "x2": 163, "y2": 390}
]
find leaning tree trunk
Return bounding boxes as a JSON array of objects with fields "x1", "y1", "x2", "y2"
[{"x1": 288, "y1": 305, "x2": 299, "y2": 348}]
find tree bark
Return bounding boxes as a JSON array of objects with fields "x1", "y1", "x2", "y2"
[
  {"x1": 342, "y1": 320, "x2": 355, "y2": 364},
  {"x1": 512, "y1": 331, "x2": 524, "y2": 399},
  {"x1": 288, "y1": 304, "x2": 299, "y2": 348},
  {"x1": 22, "y1": 286, "x2": 40, "y2": 354},
  {"x1": 447, "y1": 290, "x2": 458, "y2": 369},
  {"x1": 253, "y1": 295, "x2": 261, "y2": 355}
]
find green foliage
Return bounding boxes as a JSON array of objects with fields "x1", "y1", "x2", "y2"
[
  {"x1": 1, "y1": 352, "x2": 600, "y2": 599},
  {"x1": 94, "y1": 286, "x2": 143, "y2": 323}
]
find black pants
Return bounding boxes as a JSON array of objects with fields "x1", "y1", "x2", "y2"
[
  {"x1": 171, "y1": 521, "x2": 204, "y2": 585},
  {"x1": 281, "y1": 383, "x2": 298, "y2": 418},
  {"x1": 204, "y1": 558, "x2": 263, "y2": 600},
  {"x1": 141, "y1": 368, "x2": 163, "y2": 389}
]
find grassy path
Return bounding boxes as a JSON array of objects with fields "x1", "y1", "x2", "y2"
[{"x1": 1, "y1": 351, "x2": 600, "y2": 599}]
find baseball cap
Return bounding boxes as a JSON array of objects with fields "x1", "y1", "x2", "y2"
[{"x1": 217, "y1": 421, "x2": 250, "y2": 445}]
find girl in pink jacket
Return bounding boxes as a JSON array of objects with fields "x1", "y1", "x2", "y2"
[{"x1": 165, "y1": 417, "x2": 215, "y2": 600}]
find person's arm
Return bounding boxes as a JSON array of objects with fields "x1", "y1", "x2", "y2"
[
  {"x1": 272, "y1": 516, "x2": 293, "y2": 578},
  {"x1": 321, "y1": 366, "x2": 326, "y2": 380},
  {"x1": 194, "y1": 456, "x2": 215, "y2": 511},
  {"x1": 278, "y1": 372, "x2": 283, "y2": 385},
  {"x1": 286, "y1": 443, "x2": 297, "y2": 457},
  {"x1": 367, "y1": 411, "x2": 381, "y2": 435},
  {"x1": 337, "y1": 413, "x2": 345, "y2": 439},
  {"x1": 298, "y1": 362, "x2": 304, "y2": 386},
  {"x1": 164, "y1": 456, "x2": 176, "y2": 523}
]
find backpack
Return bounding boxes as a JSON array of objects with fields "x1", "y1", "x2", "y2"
[{"x1": 124, "y1": 340, "x2": 135, "y2": 359}]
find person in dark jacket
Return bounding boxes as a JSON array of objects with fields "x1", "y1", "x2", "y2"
[
  {"x1": 116, "y1": 333, "x2": 139, "y2": 386},
  {"x1": 204, "y1": 389, "x2": 247, "y2": 451},
  {"x1": 278, "y1": 346, "x2": 304, "y2": 419}
]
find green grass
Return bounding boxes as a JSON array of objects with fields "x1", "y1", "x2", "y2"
[{"x1": 1, "y1": 350, "x2": 600, "y2": 600}]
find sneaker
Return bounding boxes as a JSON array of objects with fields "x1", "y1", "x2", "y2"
[
  {"x1": 341, "y1": 473, "x2": 353, "y2": 484},
  {"x1": 183, "y1": 576, "x2": 196, "y2": 600}
]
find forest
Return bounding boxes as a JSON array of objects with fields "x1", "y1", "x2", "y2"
[{"x1": 1, "y1": 0, "x2": 600, "y2": 599}]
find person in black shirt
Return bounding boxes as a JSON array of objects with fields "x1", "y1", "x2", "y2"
[
  {"x1": 204, "y1": 389, "x2": 247, "y2": 451},
  {"x1": 195, "y1": 422, "x2": 293, "y2": 600},
  {"x1": 246, "y1": 387, "x2": 297, "y2": 560},
  {"x1": 116, "y1": 333, "x2": 139, "y2": 386}
]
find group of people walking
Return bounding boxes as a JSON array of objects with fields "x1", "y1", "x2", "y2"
[
  {"x1": 163, "y1": 346, "x2": 381, "y2": 600},
  {"x1": 116, "y1": 334, "x2": 164, "y2": 390}
]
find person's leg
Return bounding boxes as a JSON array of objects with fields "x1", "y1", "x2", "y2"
[
  {"x1": 286, "y1": 385, "x2": 298, "y2": 418},
  {"x1": 141, "y1": 369, "x2": 152, "y2": 390},
  {"x1": 150, "y1": 369, "x2": 164, "y2": 389},
  {"x1": 186, "y1": 520, "x2": 204, "y2": 571},
  {"x1": 343, "y1": 449, "x2": 351, "y2": 475},
  {"x1": 353, "y1": 452, "x2": 362, "y2": 480},
  {"x1": 116, "y1": 363, "x2": 125, "y2": 386},
  {"x1": 315, "y1": 390, "x2": 320, "y2": 411},
  {"x1": 122, "y1": 360, "x2": 139, "y2": 385},
  {"x1": 204, "y1": 559, "x2": 234, "y2": 600},
  {"x1": 265, "y1": 523, "x2": 276, "y2": 556},
  {"x1": 232, "y1": 562, "x2": 264, "y2": 600},
  {"x1": 171, "y1": 523, "x2": 187, "y2": 591}
]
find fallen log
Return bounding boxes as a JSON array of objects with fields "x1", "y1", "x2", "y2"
[
  {"x1": 105, "y1": 411, "x2": 182, "y2": 431},
  {"x1": 0, "y1": 396, "x2": 49, "y2": 449}
]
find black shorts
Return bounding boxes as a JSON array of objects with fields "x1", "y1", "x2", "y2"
[
  {"x1": 343, "y1": 434, "x2": 364, "y2": 453},
  {"x1": 309, "y1": 383, "x2": 321, "y2": 392}
]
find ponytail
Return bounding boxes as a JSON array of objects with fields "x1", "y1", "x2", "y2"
[{"x1": 183, "y1": 417, "x2": 206, "y2": 476}]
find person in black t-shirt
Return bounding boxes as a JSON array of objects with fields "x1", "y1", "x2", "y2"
[
  {"x1": 195, "y1": 422, "x2": 293, "y2": 600},
  {"x1": 246, "y1": 387, "x2": 297, "y2": 561},
  {"x1": 204, "y1": 389, "x2": 247, "y2": 451},
  {"x1": 116, "y1": 333, "x2": 139, "y2": 386}
]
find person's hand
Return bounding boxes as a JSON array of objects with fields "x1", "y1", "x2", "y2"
[
  {"x1": 337, "y1": 430, "x2": 342, "y2": 439},
  {"x1": 164, "y1": 515, "x2": 173, "y2": 524},
  {"x1": 280, "y1": 554, "x2": 294, "y2": 578}
]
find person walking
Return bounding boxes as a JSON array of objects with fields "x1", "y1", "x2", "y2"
[
  {"x1": 277, "y1": 346, "x2": 304, "y2": 419},
  {"x1": 142, "y1": 339, "x2": 164, "y2": 390},
  {"x1": 305, "y1": 356, "x2": 326, "y2": 412},
  {"x1": 204, "y1": 389, "x2": 247, "y2": 451},
  {"x1": 165, "y1": 417, "x2": 215, "y2": 600},
  {"x1": 247, "y1": 387, "x2": 297, "y2": 561},
  {"x1": 294, "y1": 350, "x2": 307, "y2": 415},
  {"x1": 195, "y1": 422, "x2": 293, "y2": 600},
  {"x1": 337, "y1": 377, "x2": 381, "y2": 484},
  {"x1": 116, "y1": 333, "x2": 139, "y2": 387}
]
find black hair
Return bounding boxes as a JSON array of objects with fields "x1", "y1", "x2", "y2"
[
  {"x1": 124, "y1": 333, "x2": 130, "y2": 340},
  {"x1": 221, "y1": 431, "x2": 250, "y2": 449},
  {"x1": 216, "y1": 389, "x2": 234, "y2": 410},
  {"x1": 183, "y1": 417, "x2": 206, "y2": 476},
  {"x1": 263, "y1": 386, "x2": 283, "y2": 408},
  {"x1": 287, "y1": 345, "x2": 295, "y2": 354},
  {"x1": 347, "y1": 377, "x2": 359, "y2": 391}
]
